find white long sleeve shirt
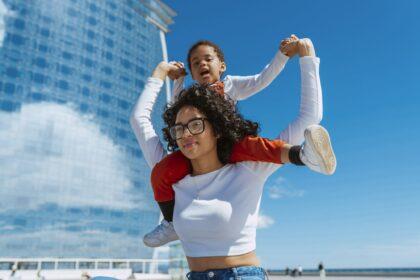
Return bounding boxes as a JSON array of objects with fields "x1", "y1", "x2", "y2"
[
  {"x1": 130, "y1": 57, "x2": 323, "y2": 257},
  {"x1": 172, "y1": 51, "x2": 289, "y2": 101}
]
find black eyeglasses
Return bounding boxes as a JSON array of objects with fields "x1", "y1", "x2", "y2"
[{"x1": 169, "y1": 117, "x2": 207, "y2": 140}]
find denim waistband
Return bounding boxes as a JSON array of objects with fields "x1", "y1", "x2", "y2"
[{"x1": 186, "y1": 266, "x2": 266, "y2": 280}]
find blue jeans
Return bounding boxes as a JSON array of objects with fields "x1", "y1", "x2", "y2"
[{"x1": 186, "y1": 266, "x2": 267, "y2": 280}]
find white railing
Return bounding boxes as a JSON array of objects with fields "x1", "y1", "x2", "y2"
[{"x1": 0, "y1": 258, "x2": 170, "y2": 274}]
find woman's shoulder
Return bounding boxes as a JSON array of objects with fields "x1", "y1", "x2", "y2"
[{"x1": 236, "y1": 161, "x2": 282, "y2": 179}]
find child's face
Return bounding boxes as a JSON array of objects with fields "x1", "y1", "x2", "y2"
[{"x1": 189, "y1": 45, "x2": 226, "y2": 85}]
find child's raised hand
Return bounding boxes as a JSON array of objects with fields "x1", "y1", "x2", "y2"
[
  {"x1": 280, "y1": 34, "x2": 299, "y2": 58},
  {"x1": 167, "y1": 61, "x2": 187, "y2": 80}
]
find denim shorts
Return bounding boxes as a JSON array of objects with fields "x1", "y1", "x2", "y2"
[{"x1": 186, "y1": 266, "x2": 267, "y2": 280}]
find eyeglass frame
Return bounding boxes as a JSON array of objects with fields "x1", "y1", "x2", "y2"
[{"x1": 169, "y1": 117, "x2": 208, "y2": 140}]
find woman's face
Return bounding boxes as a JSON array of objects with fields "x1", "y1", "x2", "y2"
[
  {"x1": 174, "y1": 105, "x2": 218, "y2": 161},
  {"x1": 189, "y1": 45, "x2": 226, "y2": 85}
]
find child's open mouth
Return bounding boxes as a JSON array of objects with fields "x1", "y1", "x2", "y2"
[{"x1": 200, "y1": 70, "x2": 210, "y2": 78}]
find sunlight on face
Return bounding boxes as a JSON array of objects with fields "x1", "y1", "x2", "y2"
[{"x1": 175, "y1": 105, "x2": 218, "y2": 161}]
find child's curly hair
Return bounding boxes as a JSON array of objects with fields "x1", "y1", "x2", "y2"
[
  {"x1": 162, "y1": 85, "x2": 259, "y2": 164},
  {"x1": 187, "y1": 40, "x2": 225, "y2": 72}
]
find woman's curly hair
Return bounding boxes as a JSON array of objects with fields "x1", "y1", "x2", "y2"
[{"x1": 162, "y1": 84, "x2": 259, "y2": 164}]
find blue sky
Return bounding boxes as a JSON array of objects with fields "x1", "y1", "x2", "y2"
[{"x1": 164, "y1": 0, "x2": 420, "y2": 269}]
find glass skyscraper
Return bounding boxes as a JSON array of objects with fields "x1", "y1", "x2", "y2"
[{"x1": 0, "y1": 0, "x2": 175, "y2": 258}]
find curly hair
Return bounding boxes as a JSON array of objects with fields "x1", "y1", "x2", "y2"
[
  {"x1": 162, "y1": 85, "x2": 259, "y2": 164},
  {"x1": 187, "y1": 40, "x2": 225, "y2": 72}
]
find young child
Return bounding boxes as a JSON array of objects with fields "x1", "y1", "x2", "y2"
[
  {"x1": 140, "y1": 36, "x2": 335, "y2": 247},
  {"x1": 171, "y1": 35, "x2": 300, "y2": 101}
]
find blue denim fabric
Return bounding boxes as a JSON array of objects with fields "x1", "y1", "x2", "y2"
[{"x1": 186, "y1": 266, "x2": 267, "y2": 280}]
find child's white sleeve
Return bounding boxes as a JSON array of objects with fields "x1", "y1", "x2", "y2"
[
  {"x1": 277, "y1": 57, "x2": 323, "y2": 145},
  {"x1": 130, "y1": 77, "x2": 167, "y2": 168},
  {"x1": 172, "y1": 76, "x2": 185, "y2": 99},
  {"x1": 224, "y1": 50, "x2": 289, "y2": 101}
]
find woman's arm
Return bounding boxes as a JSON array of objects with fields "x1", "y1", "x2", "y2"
[
  {"x1": 130, "y1": 62, "x2": 178, "y2": 168},
  {"x1": 277, "y1": 38, "x2": 323, "y2": 145},
  {"x1": 240, "y1": 39, "x2": 323, "y2": 178}
]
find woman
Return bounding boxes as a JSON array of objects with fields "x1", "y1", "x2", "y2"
[{"x1": 130, "y1": 39, "x2": 335, "y2": 279}]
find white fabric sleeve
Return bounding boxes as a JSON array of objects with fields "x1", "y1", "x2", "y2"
[
  {"x1": 277, "y1": 56, "x2": 323, "y2": 145},
  {"x1": 130, "y1": 77, "x2": 167, "y2": 168},
  {"x1": 223, "y1": 50, "x2": 289, "y2": 101},
  {"x1": 172, "y1": 76, "x2": 185, "y2": 99},
  {"x1": 242, "y1": 56, "x2": 324, "y2": 177}
]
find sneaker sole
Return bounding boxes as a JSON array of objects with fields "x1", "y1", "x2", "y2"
[
  {"x1": 305, "y1": 126, "x2": 336, "y2": 175},
  {"x1": 143, "y1": 234, "x2": 179, "y2": 247},
  {"x1": 143, "y1": 237, "x2": 178, "y2": 248}
]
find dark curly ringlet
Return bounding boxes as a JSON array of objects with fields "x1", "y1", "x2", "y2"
[
  {"x1": 162, "y1": 85, "x2": 259, "y2": 164},
  {"x1": 187, "y1": 40, "x2": 225, "y2": 72}
]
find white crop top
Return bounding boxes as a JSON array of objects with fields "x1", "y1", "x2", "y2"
[{"x1": 173, "y1": 161, "x2": 278, "y2": 257}]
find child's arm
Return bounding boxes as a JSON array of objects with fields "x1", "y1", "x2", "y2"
[
  {"x1": 172, "y1": 76, "x2": 185, "y2": 99},
  {"x1": 224, "y1": 47, "x2": 289, "y2": 101},
  {"x1": 169, "y1": 61, "x2": 187, "y2": 99}
]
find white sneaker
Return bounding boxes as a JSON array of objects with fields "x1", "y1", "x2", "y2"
[
  {"x1": 300, "y1": 125, "x2": 336, "y2": 175},
  {"x1": 143, "y1": 220, "x2": 179, "y2": 247}
]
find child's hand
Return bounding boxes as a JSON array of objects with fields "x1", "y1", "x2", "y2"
[
  {"x1": 280, "y1": 34, "x2": 299, "y2": 57},
  {"x1": 167, "y1": 61, "x2": 187, "y2": 80}
]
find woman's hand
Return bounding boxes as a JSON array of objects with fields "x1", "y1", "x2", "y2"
[
  {"x1": 152, "y1": 61, "x2": 187, "y2": 81},
  {"x1": 297, "y1": 38, "x2": 316, "y2": 57}
]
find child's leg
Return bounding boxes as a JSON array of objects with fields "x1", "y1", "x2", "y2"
[
  {"x1": 230, "y1": 130, "x2": 336, "y2": 175},
  {"x1": 286, "y1": 125, "x2": 336, "y2": 175},
  {"x1": 144, "y1": 151, "x2": 190, "y2": 247},
  {"x1": 158, "y1": 200, "x2": 174, "y2": 222},
  {"x1": 151, "y1": 150, "x2": 191, "y2": 222}
]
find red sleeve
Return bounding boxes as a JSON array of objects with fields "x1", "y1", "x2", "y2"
[
  {"x1": 150, "y1": 151, "x2": 191, "y2": 202},
  {"x1": 229, "y1": 136, "x2": 285, "y2": 164}
]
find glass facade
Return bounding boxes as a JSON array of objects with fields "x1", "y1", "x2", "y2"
[{"x1": 0, "y1": 0, "x2": 175, "y2": 258}]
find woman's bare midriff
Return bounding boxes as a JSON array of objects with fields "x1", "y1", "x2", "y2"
[{"x1": 187, "y1": 251, "x2": 259, "y2": 272}]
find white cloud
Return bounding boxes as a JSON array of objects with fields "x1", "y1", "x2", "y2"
[
  {"x1": 0, "y1": 102, "x2": 147, "y2": 212},
  {"x1": 0, "y1": 228, "x2": 152, "y2": 258},
  {"x1": 0, "y1": 225, "x2": 15, "y2": 231},
  {"x1": 268, "y1": 176, "x2": 305, "y2": 199},
  {"x1": 257, "y1": 213, "x2": 274, "y2": 229}
]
